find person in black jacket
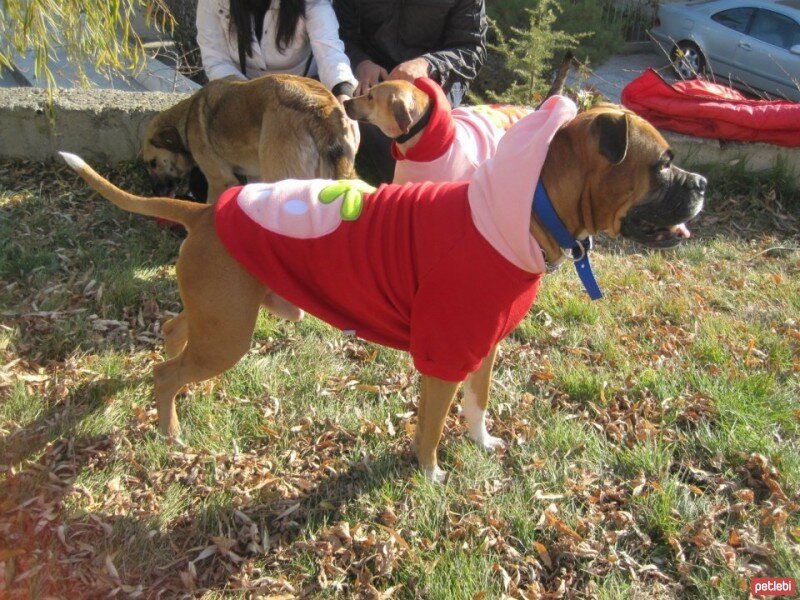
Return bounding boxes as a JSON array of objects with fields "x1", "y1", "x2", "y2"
[{"x1": 335, "y1": 0, "x2": 487, "y2": 182}]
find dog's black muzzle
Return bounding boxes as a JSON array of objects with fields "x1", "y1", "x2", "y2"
[
  {"x1": 620, "y1": 166, "x2": 706, "y2": 248},
  {"x1": 150, "y1": 174, "x2": 182, "y2": 198}
]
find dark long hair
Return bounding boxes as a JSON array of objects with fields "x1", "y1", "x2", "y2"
[{"x1": 230, "y1": 0, "x2": 306, "y2": 74}]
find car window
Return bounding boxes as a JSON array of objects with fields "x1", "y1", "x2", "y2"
[
  {"x1": 711, "y1": 7, "x2": 755, "y2": 32},
  {"x1": 711, "y1": 8, "x2": 756, "y2": 33},
  {"x1": 749, "y1": 9, "x2": 800, "y2": 50}
]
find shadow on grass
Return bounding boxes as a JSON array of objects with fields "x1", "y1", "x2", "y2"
[
  {"x1": 0, "y1": 376, "x2": 149, "y2": 595},
  {"x1": 130, "y1": 449, "x2": 413, "y2": 594},
  {"x1": 0, "y1": 163, "x2": 186, "y2": 363},
  {"x1": 0, "y1": 377, "x2": 139, "y2": 470},
  {"x1": 3, "y1": 421, "x2": 411, "y2": 596}
]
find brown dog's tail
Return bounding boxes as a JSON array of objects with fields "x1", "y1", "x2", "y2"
[
  {"x1": 59, "y1": 152, "x2": 207, "y2": 228},
  {"x1": 538, "y1": 51, "x2": 575, "y2": 108}
]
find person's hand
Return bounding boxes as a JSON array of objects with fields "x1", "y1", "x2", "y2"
[
  {"x1": 387, "y1": 57, "x2": 431, "y2": 83},
  {"x1": 336, "y1": 95, "x2": 361, "y2": 152},
  {"x1": 355, "y1": 60, "x2": 389, "y2": 95}
]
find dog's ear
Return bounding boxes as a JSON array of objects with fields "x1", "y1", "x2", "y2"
[
  {"x1": 592, "y1": 112, "x2": 629, "y2": 165},
  {"x1": 150, "y1": 126, "x2": 185, "y2": 153},
  {"x1": 392, "y1": 97, "x2": 412, "y2": 134}
]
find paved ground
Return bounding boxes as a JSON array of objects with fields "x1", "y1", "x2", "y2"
[
  {"x1": 573, "y1": 49, "x2": 675, "y2": 104},
  {"x1": 2, "y1": 13, "x2": 198, "y2": 93}
]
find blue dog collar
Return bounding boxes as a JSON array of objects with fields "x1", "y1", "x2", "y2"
[{"x1": 532, "y1": 180, "x2": 603, "y2": 300}]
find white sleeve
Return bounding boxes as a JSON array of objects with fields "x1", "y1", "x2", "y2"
[
  {"x1": 305, "y1": 0, "x2": 358, "y2": 92},
  {"x1": 196, "y1": 0, "x2": 248, "y2": 81}
]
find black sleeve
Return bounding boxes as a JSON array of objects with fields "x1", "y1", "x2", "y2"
[
  {"x1": 334, "y1": 0, "x2": 372, "y2": 71},
  {"x1": 331, "y1": 81, "x2": 356, "y2": 97},
  {"x1": 421, "y1": 0, "x2": 486, "y2": 88}
]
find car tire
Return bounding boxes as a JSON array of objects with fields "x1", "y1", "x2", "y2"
[{"x1": 671, "y1": 41, "x2": 706, "y2": 79}]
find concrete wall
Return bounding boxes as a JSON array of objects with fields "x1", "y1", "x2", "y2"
[
  {"x1": 0, "y1": 87, "x2": 797, "y2": 183},
  {"x1": 664, "y1": 131, "x2": 800, "y2": 179},
  {"x1": 0, "y1": 87, "x2": 188, "y2": 163}
]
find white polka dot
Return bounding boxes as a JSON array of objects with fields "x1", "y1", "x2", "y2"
[{"x1": 283, "y1": 199, "x2": 308, "y2": 215}]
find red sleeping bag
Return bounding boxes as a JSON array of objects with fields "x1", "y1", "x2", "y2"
[{"x1": 621, "y1": 68, "x2": 800, "y2": 148}]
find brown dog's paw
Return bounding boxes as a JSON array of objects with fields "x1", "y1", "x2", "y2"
[
  {"x1": 158, "y1": 420, "x2": 183, "y2": 443},
  {"x1": 162, "y1": 430, "x2": 185, "y2": 445}
]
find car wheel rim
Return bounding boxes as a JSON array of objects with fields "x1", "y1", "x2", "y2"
[{"x1": 676, "y1": 47, "x2": 700, "y2": 78}]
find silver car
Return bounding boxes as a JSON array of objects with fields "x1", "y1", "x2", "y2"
[{"x1": 650, "y1": 0, "x2": 800, "y2": 101}]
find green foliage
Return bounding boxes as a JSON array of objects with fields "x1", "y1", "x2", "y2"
[
  {"x1": 485, "y1": 0, "x2": 535, "y2": 29},
  {"x1": 0, "y1": 0, "x2": 172, "y2": 90},
  {"x1": 556, "y1": 0, "x2": 625, "y2": 65},
  {"x1": 477, "y1": 0, "x2": 631, "y2": 105},
  {"x1": 489, "y1": 0, "x2": 630, "y2": 67},
  {"x1": 486, "y1": 0, "x2": 586, "y2": 105}
]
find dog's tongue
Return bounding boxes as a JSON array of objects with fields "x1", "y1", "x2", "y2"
[{"x1": 671, "y1": 223, "x2": 691, "y2": 239}]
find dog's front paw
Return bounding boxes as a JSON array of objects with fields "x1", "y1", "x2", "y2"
[
  {"x1": 159, "y1": 422, "x2": 182, "y2": 441},
  {"x1": 167, "y1": 434, "x2": 187, "y2": 448},
  {"x1": 472, "y1": 433, "x2": 506, "y2": 452},
  {"x1": 422, "y1": 466, "x2": 447, "y2": 484}
]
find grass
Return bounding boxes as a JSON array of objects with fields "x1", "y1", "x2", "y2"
[{"x1": 1, "y1": 159, "x2": 799, "y2": 598}]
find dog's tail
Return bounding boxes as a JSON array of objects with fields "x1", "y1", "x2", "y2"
[
  {"x1": 59, "y1": 152, "x2": 208, "y2": 228},
  {"x1": 538, "y1": 51, "x2": 575, "y2": 108}
]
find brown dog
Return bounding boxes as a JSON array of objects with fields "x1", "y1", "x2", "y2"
[
  {"x1": 343, "y1": 78, "x2": 531, "y2": 184},
  {"x1": 60, "y1": 102, "x2": 705, "y2": 483},
  {"x1": 341, "y1": 53, "x2": 574, "y2": 185},
  {"x1": 343, "y1": 79, "x2": 430, "y2": 142},
  {"x1": 144, "y1": 74, "x2": 358, "y2": 202}
]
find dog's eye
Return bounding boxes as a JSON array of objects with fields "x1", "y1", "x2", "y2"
[
  {"x1": 149, "y1": 159, "x2": 157, "y2": 168},
  {"x1": 655, "y1": 153, "x2": 672, "y2": 174}
]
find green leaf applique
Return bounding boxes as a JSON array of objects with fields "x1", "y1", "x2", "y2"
[{"x1": 318, "y1": 180, "x2": 376, "y2": 221}]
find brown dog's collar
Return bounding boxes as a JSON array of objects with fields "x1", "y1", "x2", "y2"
[{"x1": 394, "y1": 102, "x2": 434, "y2": 144}]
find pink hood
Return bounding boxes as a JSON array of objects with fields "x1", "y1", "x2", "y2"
[{"x1": 468, "y1": 95, "x2": 578, "y2": 274}]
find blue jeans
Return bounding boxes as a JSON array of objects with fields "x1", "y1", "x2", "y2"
[{"x1": 447, "y1": 82, "x2": 465, "y2": 108}]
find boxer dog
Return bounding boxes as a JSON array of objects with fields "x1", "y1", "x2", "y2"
[{"x1": 60, "y1": 97, "x2": 706, "y2": 482}]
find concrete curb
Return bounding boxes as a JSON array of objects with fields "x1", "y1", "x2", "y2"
[
  {"x1": 0, "y1": 87, "x2": 188, "y2": 163},
  {"x1": 664, "y1": 131, "x2": 800, "y2": 179},
  {"x1": 0, "y1": 87, "x2": 798, "y2": 183}
]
